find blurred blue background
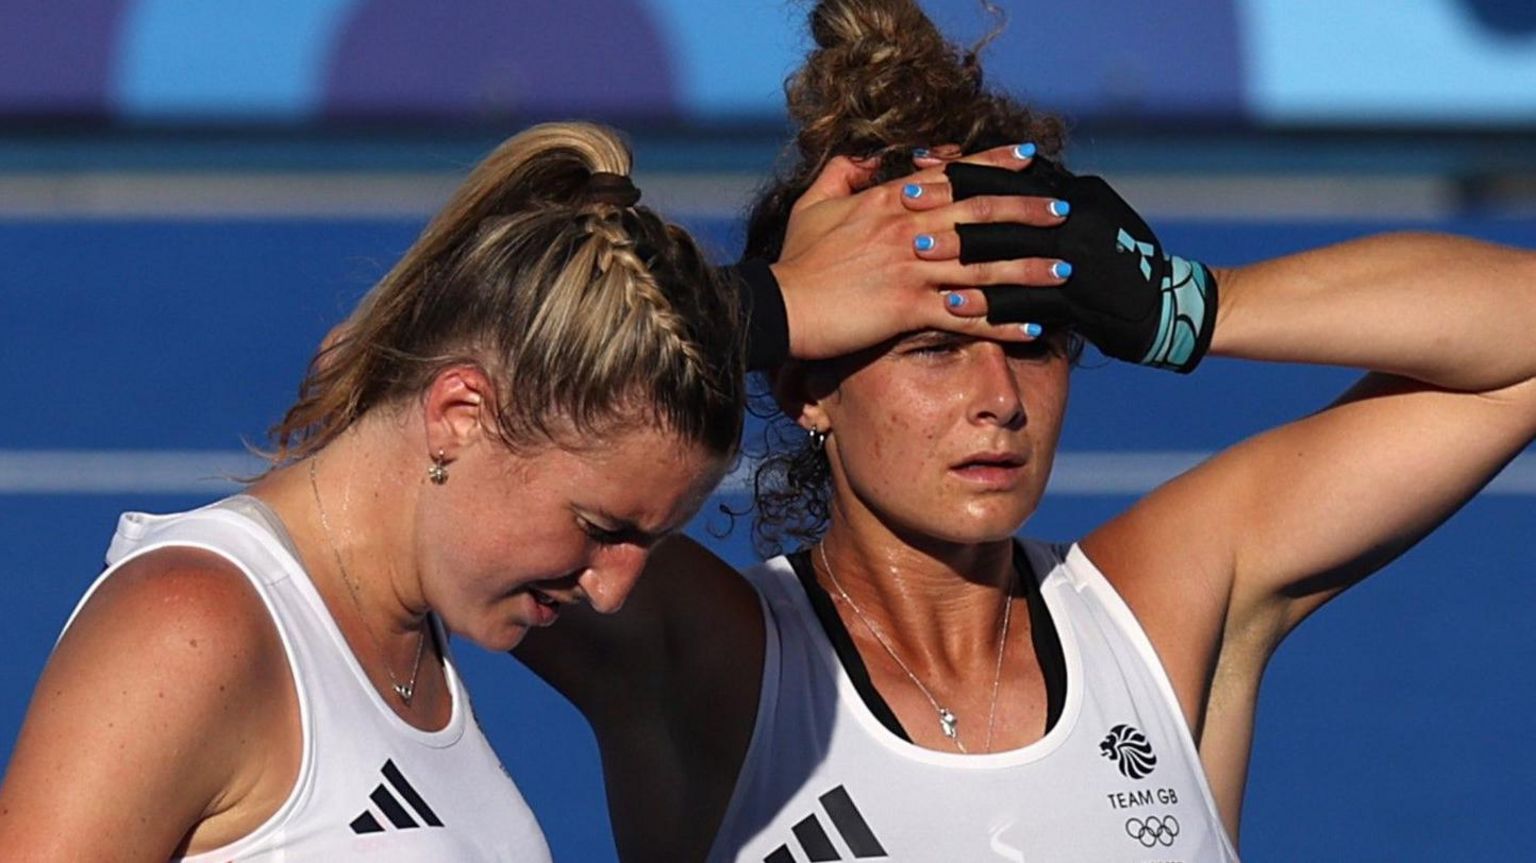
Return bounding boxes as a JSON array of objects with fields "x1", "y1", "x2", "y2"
[{"x1": 2, "y1": 1, "x2": 1534, "y2": 861}]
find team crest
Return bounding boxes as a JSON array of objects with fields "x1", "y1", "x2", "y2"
[{"x1": 1099, "y1": 724, "x2": 1158, "y2": 779}]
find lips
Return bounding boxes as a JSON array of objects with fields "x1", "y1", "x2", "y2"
[
  {"x1": 528, "y1": 588, "x2": 563, "y2": 626},
  {"x1": 950, "y1": 451, "x2": 1028, "y2": 487},
  {"x1": 952, "y1": 451, "x2": 1026, "y2": 470}
]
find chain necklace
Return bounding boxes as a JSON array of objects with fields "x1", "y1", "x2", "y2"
[
  {"x1": 308, "y1": 457, "x2": 427, "y2": 705},
  {"x1": 818, "y1": 542, "x2": 1014, "y2": 753}
]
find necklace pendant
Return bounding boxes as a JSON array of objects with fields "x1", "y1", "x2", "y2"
[
  {"x1": 938, "y1": 707, "x2": 958, "y2": 740},
  {"x1": 393, "y1": 682, "x2": 414, "y2": 703}
]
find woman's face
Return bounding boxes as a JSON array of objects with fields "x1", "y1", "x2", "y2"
[
  {"x1": 416, "y1": 424, "x2": 726, "y2": 651},
  {"x1": 813, "y1": 331, "x2": 1071, "y2": 546}
]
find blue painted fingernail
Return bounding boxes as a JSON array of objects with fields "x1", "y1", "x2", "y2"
[
  {"x1": 1023, "y1": 323, "x2": 1044, "y2": 338},
  {"x1": 946, "y1": 292, "x2": 966, "y2": 309},
  {"x1": 913, "y1": 147, "x2": 931, "y2": 159},
  {"x1": 1013, "y1": 142, "x2": 1037, "y2": 160},
  {"x1": 1051, "y1": 261, "x2": 1073, "y2": 280},
  {"x1": 914, "y1": 234, "x2": 936, "y2": 252},
  {"x1": 1049, "y1": 199, "x2": 1071, "y2": 217},
  {"x1": 902, "y1": 183, "x2": 923, "y2": 199}
]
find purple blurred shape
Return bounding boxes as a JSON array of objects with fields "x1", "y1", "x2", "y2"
[
  {"x1": 323, "y1": 0, "x2": 678, "y2": 122},
  {"x1": 0, "y1": 0, "x2": 130, "y2": 116}
]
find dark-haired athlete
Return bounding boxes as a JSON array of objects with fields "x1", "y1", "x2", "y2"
[{"x1": 513, "y1": 2, "x2": 1536, "y2": 861}]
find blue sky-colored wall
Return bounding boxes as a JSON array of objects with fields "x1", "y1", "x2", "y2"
[{"x1": 1, "y1": 0, "x2": 1533, "y2": 126}]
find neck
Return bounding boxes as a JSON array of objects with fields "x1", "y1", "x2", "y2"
[
  {"x1": 255, "y1": 419, "x2": 430, "y2": 639},
  {"x1": 817, "y1": 501, "x2": 1016, "y2": 674}
]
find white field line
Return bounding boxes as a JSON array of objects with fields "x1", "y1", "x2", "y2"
[
  {"x1": 2, "y1": 449, "x2": 1533, "y2": 496},
  {"x1": 0, "y1": 173, "x2": 1455, "y2": 222}
]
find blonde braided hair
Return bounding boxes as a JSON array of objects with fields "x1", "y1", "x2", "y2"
[{"x1": 267, "y1": 121, "x2": 743, "y2": 464}]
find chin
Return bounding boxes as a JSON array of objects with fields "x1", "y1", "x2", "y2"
[
  {"x1": 899, "y1": 511, "x2": 1030, "y2": 547},
  {"x1": 451, "y1": 615, "x2": 530, "y2": 653}
]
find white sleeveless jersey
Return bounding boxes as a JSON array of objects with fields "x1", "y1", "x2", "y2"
[
  {"x1": 708, "y1": 541, "x2": 1240, "y2": 863},
  {"x1": 64, "y1": 498, "x2": 551, "y2": 862}
]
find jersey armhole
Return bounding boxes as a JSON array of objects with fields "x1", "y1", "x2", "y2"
[
  {"x1": 1061, "y1": 543, "x2": 1243, "y2": 860},
  {"x1": 704, "y1": 563, "x2": 784, "y2": 863},
  {"x1": 77, "y1": 518, "x2": 317, "y2": 862}
]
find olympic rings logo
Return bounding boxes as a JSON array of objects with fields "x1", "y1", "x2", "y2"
[{"x1": 1124, "y1": 815, "x2": 1180, "y2": 848}]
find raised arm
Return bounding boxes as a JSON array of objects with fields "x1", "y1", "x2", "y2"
[
  {"x1": 1211, "y1": 232, "x2": 1536, "y2": 390},
  {"x1": 1090, "y1": 231, "x2": 1536, "y2": 642},
  {"x1": 0, "y1": 550, "x2": 296, "y2": 862},
  {"x1": 1078, "y1": 229, "x2": 1536, "y2": 831}
]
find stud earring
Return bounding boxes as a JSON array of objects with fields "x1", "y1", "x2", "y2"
[
  {"x1": 808, "y1": 428, "x2": 827, "y2": 452},
  {"x1": 427, "y1": 450, "x2": 449, "y2": 485}
]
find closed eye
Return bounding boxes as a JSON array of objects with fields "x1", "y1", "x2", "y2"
[
  {"x1": 900, "y1": 333, "x2": 968, "y2": 357},
  {"x1": 579, "y1": 519, "x2": 626, "y2": 546}
]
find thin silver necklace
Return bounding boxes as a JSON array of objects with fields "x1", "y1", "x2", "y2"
[
  {"x1": 308, "y1": 457, "x2": 427, "y2": 705},
  {"x1": 818, "y1": 542, "x2": 1014, "y2": 753}
]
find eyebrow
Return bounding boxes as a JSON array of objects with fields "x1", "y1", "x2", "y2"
[
  {"x1": 580, "y1": 508, "x2": 673, "y2": 547},
  {"x1": 898, "y1": 330, "x2": 970, "y2": 347}
]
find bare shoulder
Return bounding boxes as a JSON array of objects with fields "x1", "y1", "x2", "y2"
[
  {"x1": 0, "y1": 546, "x2": 295, "y2": 859},
  {"x1": 70, "y1": 546, "x2": 287, "y2": 691}
]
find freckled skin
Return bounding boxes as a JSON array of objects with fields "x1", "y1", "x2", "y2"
[
  {"x1": 411, "y1": 427, "x2": 727, "y2": 652},
  {"x1": 814, "y1": 334, "x2": 1071, "y2": 546}
]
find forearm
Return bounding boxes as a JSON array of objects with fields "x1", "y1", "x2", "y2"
[{"x1": 1210, "y1": 232, "x2": 1536, "y2": 392}]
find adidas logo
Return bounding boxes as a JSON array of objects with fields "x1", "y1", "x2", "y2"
[
  {"x1": 764, "y1": 785, "x2": 888, "y2": 862},
  {"x1": 349, "y1": 759, "x2": 444, "y2": 834}
]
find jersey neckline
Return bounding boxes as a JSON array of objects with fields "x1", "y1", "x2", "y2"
[
  {"x1": 217, "y1": 496, "x2": 468, "y2": 748},
  {"x1": 773, "y1": 539, "x2": 1086, "y2": 769}
]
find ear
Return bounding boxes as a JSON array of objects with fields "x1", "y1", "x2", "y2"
[
  {"x1": 770, "y1": 360, "x2": 837, "y2": 435},
  {"x1": 421, "y1": 365, "x2": 492, "y2": 460}
]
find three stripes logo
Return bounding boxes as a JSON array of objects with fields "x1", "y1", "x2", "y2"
[
  {"x1": 763, "y1": 785, "x2": 888, "y2": 862},
  {"x1": 349, "y1": 759, "x2": 444, "y2": 835}
]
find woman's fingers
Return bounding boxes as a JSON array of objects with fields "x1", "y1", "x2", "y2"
[
  {"x1": 913, "y1": 141, "x2": 1037, "y2": 170},
  {"x1": 937, "y1": 288, "x2": 989, "y2": 317},
  {"x1": 921, "y1": 254, "x2": 1069, "y2": 288},
  {"x1": 905, "y1": 194, "x2": 1070, "y2": 237},
  {"x1": 899, "y1": 144, "x2": 1047, "y2": 214},
  {"x1": 917, "y1": 294, "x2": 1047, "y2": 341},
  {"x1": 794, "y1": 154, "x2": 881, "y2": 212}
]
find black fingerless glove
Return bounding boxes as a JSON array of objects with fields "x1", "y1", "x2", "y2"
[
  {"x1": 947, "y1": 159, "x2": 1218, "y2": 373},
  {"x1": 725, "y1": 259, "x2": 790, "y2": 371}
]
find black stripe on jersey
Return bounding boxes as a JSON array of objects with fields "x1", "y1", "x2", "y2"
[
  {"x1": 370, "y1": 784, "x2": 419, "y2": 829},
  {"x1": 819, "y1": 786, "x2": 887, "y2": 858},
  {"x1": 764, "y1": 846, "x2": 796, "y2": 863},
  {"x1": 1019, "y1": 543, "x2": 1067, "y2": 729},
  {"x1": 350, "y1": 811, "x2": 385, "y2": 834},
  {"x1": 383, "y1": 759, "x2": 444, "y2": 827},
  {"x1": 792, "y1": 814, "x2": 842, "y2": 861}
]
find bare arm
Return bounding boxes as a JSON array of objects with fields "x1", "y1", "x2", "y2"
[
  {"x1": 0, "y1": 550, "x2": 296, "y2": 861},
  {"x1": 1081, "y1": 233, "x2": 1536, "y2": 832},
  {"x1": 1211, "y1": 232, "x2": 1536, "y2": 390},
  {"x1": 1093, "y1": 232, "x2": 1536, "y2": 657}
]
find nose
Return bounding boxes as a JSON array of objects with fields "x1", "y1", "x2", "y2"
[
  {"x1": 577, "y1": 544, "x2": 649, "y2": 614},
  {"x1": 968, "y1": 343, "x2": 1026, "y2": 430}
]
